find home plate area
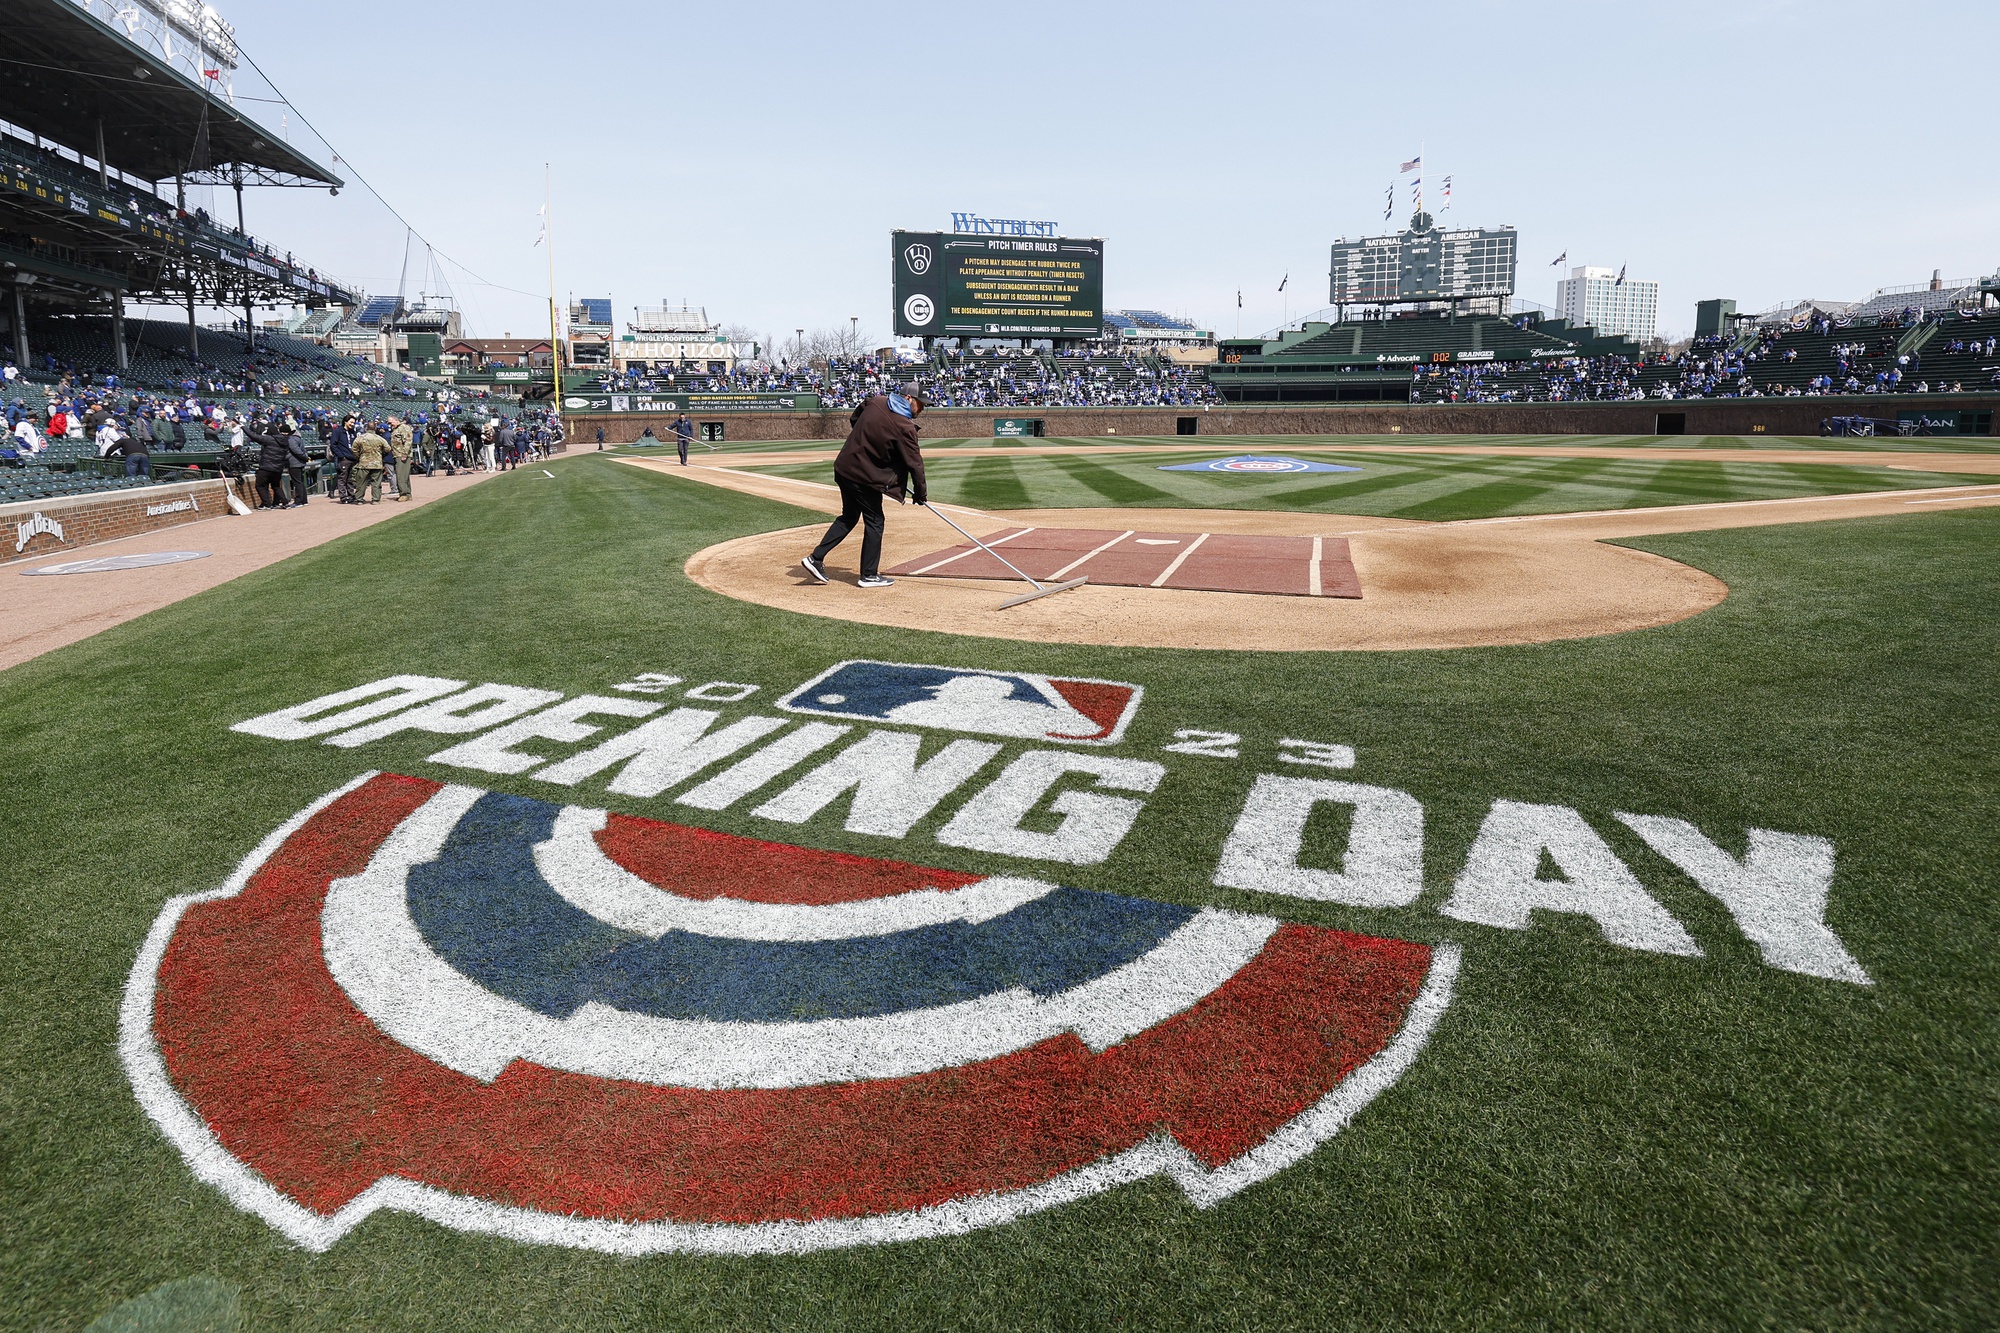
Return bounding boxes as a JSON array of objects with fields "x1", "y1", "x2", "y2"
[{"x1": 886, "y1": 527, "x2": 1363, "y2": 598}]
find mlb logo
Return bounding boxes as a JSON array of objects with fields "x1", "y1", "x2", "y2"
[{"x1": 775, "y1": 660, "x2": 1143, "y2": 745}]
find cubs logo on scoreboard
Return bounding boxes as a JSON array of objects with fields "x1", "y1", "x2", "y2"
[
  {"x1": 122, "y1": 773, "x2": 1457, "y2": 1256},
  {"x1": 775, "y1": 660, "x2": 1144, "y2": 745}
]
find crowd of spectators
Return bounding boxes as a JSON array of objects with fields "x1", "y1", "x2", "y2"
[
  {"x1": 1415, "y1": 308, "x2": 2000, "y2": 404},
  {"x1": 587, "y1": 345, "x2": 1222, "y2": 409},
  {"x1": 2, "y1": 351, "x2": 560, "y2": 501}
]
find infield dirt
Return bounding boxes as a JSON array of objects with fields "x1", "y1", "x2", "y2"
[{"x1": 644, "y1": 456, "x2": 2000, "y2": 651}]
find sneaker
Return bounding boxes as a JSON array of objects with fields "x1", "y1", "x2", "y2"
[
  {"x1": 800, "y1": 554, "x2": 829, "y2": 584},
  {"x1": 856, "y1": 574, "x2": 895, "y2": 589}
]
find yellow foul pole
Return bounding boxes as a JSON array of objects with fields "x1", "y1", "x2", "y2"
[{"x1": 544, "y1": 162, "x2": 562, "y2": 441}]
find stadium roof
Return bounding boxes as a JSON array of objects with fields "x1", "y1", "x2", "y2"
[{"x1": 0, "y1": 0, "x2": 341, "y2": 186}]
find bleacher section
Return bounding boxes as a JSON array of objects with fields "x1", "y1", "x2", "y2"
[
  {"x1": 1274, "y1": 316, "x2": 1579, "y2": 362},
  {"x1": 1408, "y1": 307, "x2": 2000, "y2": 406},
  {"x1": 589, "y1": 346, "x2": 1219, "y2": 410}
]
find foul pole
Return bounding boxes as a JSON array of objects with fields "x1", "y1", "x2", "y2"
[{"x1": 544, "y1": 162, "x2": 562, "y2": 442}]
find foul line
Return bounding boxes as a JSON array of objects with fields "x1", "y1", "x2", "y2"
[
  {"x1": 684, "y1": 466, "x2": 995, "y2": 520},
  {"x1": 909, "y1": 528, "x2": 1036, "y2": 576},
  {"x1": 1905, "y1": 495, "x2": 2000, "y2": 505},
  {"x1": 1050, "y1": 531, "x2": 1135, "y2": 581},
  {"x1": 1436, "y1": 482, "x2": 2000, "y2": 528},
  {"x1": 1150, "y1": 532, "x2": 1210, "y2": 587}
]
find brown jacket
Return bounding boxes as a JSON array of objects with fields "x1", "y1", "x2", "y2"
[{"x1": 832, "y1": 394, "x2": 926, "y2": 503}]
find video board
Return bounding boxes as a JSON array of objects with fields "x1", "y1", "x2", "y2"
[
  {"x1": 892, "y1": 231, "x2": 1105, "y2": 338},
  {"x1": 1329, "y1": 220, "x2": 1517, "y2": 305}
]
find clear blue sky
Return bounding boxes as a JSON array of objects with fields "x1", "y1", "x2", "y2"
[{"x1": 212, "y1": 0, "x2": 1996, "y2": 343}]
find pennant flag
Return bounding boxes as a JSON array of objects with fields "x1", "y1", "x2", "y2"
[
  {"x1": 1441, "y1": 175, "x2": 1452, "y2": 210},
  {"x1": 1400, "y1": 156, "x2": 1421, "y2": 173},
  {"x1": 1237, "y1": 290, "x2": 1243, "y2": 308},
  {"x1": 1278, "y1": 274, "x2": 1288, "y2": 293},
  {"x1": 1383, "y1": 184, "x2": 1394, "y2": 222},
  {"x1": 534, "y1": 204, "x2": 547, "y2": 248},
  {"x1": 1550, "y1": 251, "x2": 1567, "y2": 267}
]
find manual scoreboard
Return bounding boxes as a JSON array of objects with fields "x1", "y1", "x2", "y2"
[
  {"x1": 892, "y1": 230, "x2": 1105, "y2": 339},
  {"x1": 1329, "y1": 218, "x2": 1517, "y2": 305}
]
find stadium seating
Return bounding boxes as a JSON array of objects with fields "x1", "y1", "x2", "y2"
[
  {"x1": 0, "y1": 465, "x2": 156, "y2": 503},
  {"x1": 12, "y1": 314, "x2": 527, "y2": 424},
  {"x1": 590, "y1": 346, "x2": 1220, "y2": 409}
]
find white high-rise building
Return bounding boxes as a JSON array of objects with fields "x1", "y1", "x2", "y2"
[{"x1": 1556, "y1": 265, "x2": 1659, "y2": 343}]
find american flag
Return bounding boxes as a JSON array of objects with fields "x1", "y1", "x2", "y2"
[{"x1": 1399, "y1": 156, "x2": 1421, "y2": 173}]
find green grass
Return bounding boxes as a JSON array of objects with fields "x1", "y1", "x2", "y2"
[
  {"x1": 620, "y1": 431, "x2": 2000, "y2": 456},
  {"x1": 748, "y1": 445, "x2": 1995, "y2": 520},
  {"x1": 2, "y1": 454, "x2": 1996, "y2": 1329}
]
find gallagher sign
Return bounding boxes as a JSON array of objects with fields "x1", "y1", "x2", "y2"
[{"x1": 122, "y1": 658, "x2": 1871, "y2": 1256}]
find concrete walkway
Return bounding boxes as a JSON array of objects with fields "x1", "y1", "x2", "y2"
[{"x1": 0, "y1": 468, "x2": 501, "y2": 671}]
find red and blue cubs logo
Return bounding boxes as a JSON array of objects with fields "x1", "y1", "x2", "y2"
[{"x1": 121, "y1": 772, "x2": 1458, "y2": 1255}]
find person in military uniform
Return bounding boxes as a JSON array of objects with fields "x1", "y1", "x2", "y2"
[
  {"x1": 388, "y1": 416, "x2": 415, "y2": 502},
  {"x1": 352, "y1": 421, "x2": 389, "y2": 504}
]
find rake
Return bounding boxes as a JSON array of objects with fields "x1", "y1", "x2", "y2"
[{"x1": 921, "y1": 502, "x2": 1088, "y2": 609}]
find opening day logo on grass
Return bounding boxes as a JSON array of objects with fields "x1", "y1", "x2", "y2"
[{"x1": 121, "y1": 661, "x2": 1871, "y2": 1257}]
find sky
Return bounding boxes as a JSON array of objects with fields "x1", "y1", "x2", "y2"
[{"x1": 180, "y1": 0, "x2": 1998, "y2": 344}]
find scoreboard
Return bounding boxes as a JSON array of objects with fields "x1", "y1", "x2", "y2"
[
  {"x1": 892, "y1": 231, "x2": 1105, "y2": 339},
  {"x1": 1329, "y1": 217, "x2": 1517, "y2": 305}
]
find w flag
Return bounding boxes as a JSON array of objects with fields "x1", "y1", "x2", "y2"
[{"x1": 1399, "y1": 156, "x2": 1421, "y2": 173}]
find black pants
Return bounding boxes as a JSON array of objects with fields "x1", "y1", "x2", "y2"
[
  {"x1": 254, "y1": 467, "x2": 285, "y2": 508},
  {"x1": 812, "y1": 476, "x2": 887, "y2": 577},
  {"x1": 287, "y1": 465, "x2": 308, "y2": 504},
  {"x1": 335, "y1": 459, "x2": 355, "y2": 500},
  {"x1": 677, "y1": 437, "x2": 689, "y2": 464}
]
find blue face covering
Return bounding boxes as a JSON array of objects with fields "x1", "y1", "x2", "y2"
[{"x1": 886, "y1": 393, "x2": 914, "y2": 419}]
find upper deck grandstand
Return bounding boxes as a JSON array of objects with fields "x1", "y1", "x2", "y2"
[{"x1": 1, "y1": 0, "x2": 362, "y2": 373}]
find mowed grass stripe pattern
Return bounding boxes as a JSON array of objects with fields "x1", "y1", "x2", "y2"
[
  {"x1": 751, "y1": 448, "x2": 1994, "y2": 520},
  {"x1": 920, "y1": 432, "x2": 2000, "y2": 453}
]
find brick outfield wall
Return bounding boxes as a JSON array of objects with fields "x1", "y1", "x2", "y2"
[
  {"x1": 568, "y1": 394, "x2": 2000, "y2": 444},
  {"x1": 1, "y1": 478, "x2": 233, "y2": 565}
]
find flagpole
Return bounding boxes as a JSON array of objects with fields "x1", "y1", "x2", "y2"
[{"x1": 544, "y1": 162, "x2": 561, "y2": 439}]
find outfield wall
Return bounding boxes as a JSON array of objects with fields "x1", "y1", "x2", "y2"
[
  {"x1": 569, "y1": 394, "x2": 2000, "y2": 443},
  {"x1": 2, "y1": 478, "x2": 230, "y2": 564}
]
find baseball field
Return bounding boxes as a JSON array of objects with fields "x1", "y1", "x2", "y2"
[{"x1": 4, "y1": 435, "x2": 1996, "y2": 1330}]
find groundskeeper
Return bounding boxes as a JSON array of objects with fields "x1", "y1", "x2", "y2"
[{"x1": 801, "y1": 389, "x2": 926, "y2": 588}]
